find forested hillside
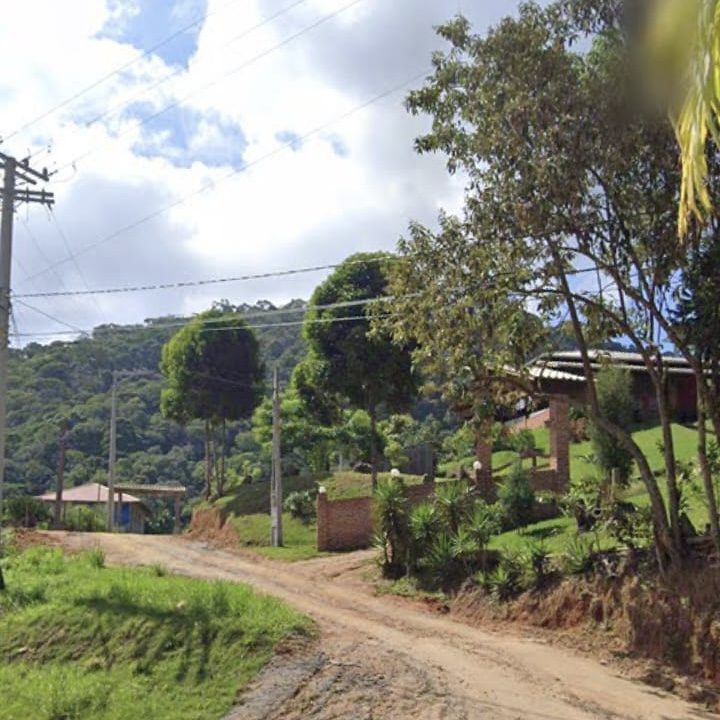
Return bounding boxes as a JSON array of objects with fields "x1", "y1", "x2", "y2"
[{"x1": 4, "y1": 300, "x2": 307, "y2": 502}]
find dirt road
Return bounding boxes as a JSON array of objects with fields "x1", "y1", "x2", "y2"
[{"x1": 58, "y1": 532, "x2": 710, "y2": 719}]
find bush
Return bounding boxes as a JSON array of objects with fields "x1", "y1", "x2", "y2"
[
  {"x1": 374, "y1": 479, "x2": 409, "y2": 576},
  {"x1": 435, "y1": 479, "x2": 472, "y2": 533},
  {"x1": 3, "y1": 497, "x2": 51, "y2": 528},
  {"x1": 511, "y1": 429, "x2": 536, "y2": 455},
  {"x1": 588, "y1": 368, "x2": 634, "y2": 485},
  {"x1": 498, "y1": 464, "x2": 535, "y2": 529},
  {"x1": 283, "y1": 490, "x2": 316, "y2": 525},
  {"x1": 523, "y1": 540, "x2": 551, "y2": 589},
  {"x1": 64, "y1": 506, "x2": 105, "y2": 532},
  {"x1": 561, "y1": 537, "x2": 594, "y2": 576},
  {"x1": 485, "y1": 551, "x2": 524, "y2": 600}
]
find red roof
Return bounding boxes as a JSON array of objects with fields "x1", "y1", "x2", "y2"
[{"x1": 37, "y1": 482, "x2": 142, "y2": 504}]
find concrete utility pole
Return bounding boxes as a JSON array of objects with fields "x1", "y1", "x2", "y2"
[
  {"x1": 106, "y1": 369, "x2": 159, "y2": 531},
  {"x1": 0, "y1": 152, "x2": 54, "y2": 589},
  {"x1": 270, "y1": 366, "x2": 283, "y2": 547},
  {"x1": 54, "y1": 420, "x2": 69, "y2": 529},
  {"x1": 107, "y1": 371, "x2": 118, "y2": 530}
]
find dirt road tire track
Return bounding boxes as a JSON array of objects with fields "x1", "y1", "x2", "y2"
[{"x1": 55, "y1": 532, "x2": 712, "y2": 719}]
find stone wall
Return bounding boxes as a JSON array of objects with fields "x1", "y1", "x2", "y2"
[{"x1": 317, "y1": 481, "x2": 436, "y2": 552}]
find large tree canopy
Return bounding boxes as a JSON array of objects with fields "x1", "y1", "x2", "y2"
[
  {"x1": 160, "y1": 309, "x2": 265, "y2": 497},
  {"x1": 301, "y1": 252, "x2": 418, "y2": 482},
  {"x1": 383, "y1": 0, "x2": 720, "y2": 568}
]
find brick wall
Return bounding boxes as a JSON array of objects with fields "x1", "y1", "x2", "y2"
[
  {"x1": 508, "y1": 408, "x2": 551, "y2": 432},
  {"x1": 529, "y1": 468, "x2": 567, "y2": 494},
  {"x1": 317, "y1": 481, "x2": 436, "y2": 552}
]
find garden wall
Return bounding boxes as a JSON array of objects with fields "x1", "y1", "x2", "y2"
[{"x1": 317, "y1": 481, "x2": 436, "y2": 552}]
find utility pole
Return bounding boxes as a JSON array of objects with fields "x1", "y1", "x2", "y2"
[
  {"x1": 0, "y1": 152, "x2": 54, "y2": 589},
  {"x1": 106, "y1": 369, "x2": 158, "y2": 531},
  {"x1": 107, "y1": 371, "x2": 118, "y2": 531},
  {"x1": 270, "y1": 366, "x2": 283, "y2": 547},
  {"x1": 54, "y1": 420, "x2": 69, "y2": 529}
]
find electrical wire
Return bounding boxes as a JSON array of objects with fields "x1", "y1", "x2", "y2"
[
  {"x1": 0, "y1": 0, "x2": 251, "y2": 147},
  {"x1": 51, "y1": 0, "x2": 365, "y2": 177},
  {"x1": 22, "y1": 68, "x2": 429, "y2": 284},
  {"x1": 14, "y1": 255, "x2": 396, "y2": 299}
]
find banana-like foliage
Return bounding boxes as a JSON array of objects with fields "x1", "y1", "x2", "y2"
[{"x1": 648, "y1": 0, "x2": 720, "y2": 235}]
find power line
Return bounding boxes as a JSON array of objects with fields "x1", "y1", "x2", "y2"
[
  {"x1": 52, "y1": 0, "x2": 365, "y2": 177},
  {"x1": 11, "y1": 311, "x2": 385, "y2": 340},
  {"x1": 13, "y1": 298, "x2": 88, "y2": 336},
  {"x1": 81, "y1": 0, "x2": 312, "y2": 134},
  {"x1": 23, "y1": 69, "x2": 428, "y2": 284},
  {"x1": 14, "y1": 255, "x2": 396, "y2": 299},
  {"x1": 11, "y1": 292, "x2": 403, "y2": 337},
  {"x1": 0, "y1": 0, "x2": 250, "y2": 147}
]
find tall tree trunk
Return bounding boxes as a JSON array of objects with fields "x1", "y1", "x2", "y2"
[
  {"x1": 370, "y1": 407, "x2": 378, "y2": 491},
  {"x1": 657, "y1": 362, "x2": 682, "y2": 552},
  {"x1": 698, "y1": 386, "x2": 720, "y2": 555},
  {"x1": 204, "y1": 419, "x2": 212, "y2": 501}
]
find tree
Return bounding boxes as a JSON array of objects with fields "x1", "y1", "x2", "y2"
[
  {"x1": 302, "y1": 253, "x2": 418, "y2": 486},
  {"x1": 381, "y1": 1, "x2": 711, "y2": 569},
  {"x1": 588, "y1": 368, "x2": 635, "y2": 486},
  {"x1": 160, "y1": 309, "x2": 264, "y2": 499}
]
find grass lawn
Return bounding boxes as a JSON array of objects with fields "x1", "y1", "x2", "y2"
[
  {"x1": 227, "y1": 512, "x2": 322, "y2": 561},
  {"x1": 319, "y1": 471, "x2": 426, "y2": 500},
  {"x1": 212, "y1": 474, "x2": 318, "y2": 516},
  {"x1": 0, "y1": 546, "x2": 312, "y2": 720},
  {"x1": 491, "y1": 422, "x2": 708, "y2": 556}
]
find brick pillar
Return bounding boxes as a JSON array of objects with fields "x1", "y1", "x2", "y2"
[
  {"x1": 316, "y1": 489, "x2": 329, "y2": 551},
  {"x1": 548, "y1": 396, "x2": 570, "y2": 493},
  {"x1": 475, "y1": 437, "x2": 496, "y2": 503}
]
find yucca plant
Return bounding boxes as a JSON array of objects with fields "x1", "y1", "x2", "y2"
[
  {"x1": 561, "y1": 537, "x2": 595, "y2": 577},
  {"x1": 374, "y1": 478, "x2": 409, "y2": 576},
  {"x1": 435, "y1": 479, "x2": 472, "y2": 533},
  {"x1": 409, "y1": 502, "x2": 441, "y2": 568},
  {"x1": 421, "y1": 533, "x2": 458, "y2": 588},
  {"x1": 523, "y1": 540, "x2": 551, "y2": 589}
]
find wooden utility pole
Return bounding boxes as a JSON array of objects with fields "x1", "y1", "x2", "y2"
[
  {"x1": 270, "y1": 366, "x2": 283, "y2": 547},
  {"x1": 54, "y1": 420, "x2": 69, "y2": 529},
  {"x1": 0, "y1": 152, "x2": 54, "y2": 590}
]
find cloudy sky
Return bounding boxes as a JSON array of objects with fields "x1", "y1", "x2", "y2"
[{"x1": 1, "y1": 0, "x2": 522, "y2": 343}]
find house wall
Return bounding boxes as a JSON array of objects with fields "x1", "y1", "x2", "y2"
[{"x1": 317, "y1": 481, "x2": 436, "y2": 552}]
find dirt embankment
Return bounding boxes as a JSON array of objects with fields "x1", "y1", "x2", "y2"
[
  {"x1": 187, "y1": 507, "x2": 241, "y2": 549},
  {"x1": 453, "y1": 562, "x2": 720, "y2": 705}
]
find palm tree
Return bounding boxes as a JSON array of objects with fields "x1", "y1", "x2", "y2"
[{"x1": 648, "y1": 0, "x2": 720, "y2": 235}]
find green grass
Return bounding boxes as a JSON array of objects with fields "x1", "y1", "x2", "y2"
[
  {"x1": 210, "y1": 475, "x2": 318, "y2": 516},
  {"x1": 319, "y1": 471, "x2": 426, "y2": 500},
  {"x1": 227, "y1": 512, "x2": 322, "y2": 561},
  {"x1": 0, "y1": 547, "x2": 313, "y2": 720},
  {"x1": 491, "y1": 422, "x2": 707, "y2": 556}
]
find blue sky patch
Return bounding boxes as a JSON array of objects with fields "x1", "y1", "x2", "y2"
[
  {"x1": 275, "y1": 130, "x2": 303, "y2": 152},
  {"x1": 127, "y1": 102, "x2": 247, "y2": 170},
  {"x1": 100, "y1": 0, "x2": 208, "y2": 68}
]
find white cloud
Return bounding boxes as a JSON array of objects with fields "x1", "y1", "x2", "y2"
[{"x1": 1, "y1": 0, "x2": 518, "y2": 343}]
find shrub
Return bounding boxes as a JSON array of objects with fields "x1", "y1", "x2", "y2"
[
  {"x1": 523, "y1": 540, "x2": 551, "y2": 589},
  {"x1": 421, "y1": 533, "x2": 458, "y2": 587},
  {"x1": 374, "y1": 479, "x2": 409, "y2": 576},
  {"x1": 3, "y1": 497, "x2": 51, "y2": 528},
  {"x1": 435, "y1": 479, "x2": 472, "y2": 533},
  {"x1": 498, "y1": 464, "x2": 535, "y2": 529},
  {"x1": 511, "y1": 429, "x2": 536, "y2": 455},
  {"x1": 409, "y1": 502, "x2": 441, "y2": 558},
  {"x1": 486, "y1": 552, "x2": 524, "y2": 600},
  {"x1": 561, "y1": 537, "x2": 594, "y2": 576},
  {"x1": 85, "y1": 548, "x2": 106, "y2": 569},
  {"x1": 588, "y1": 367, "x2": 634, "y2": 486},
  {"x1": 604, "y1": 502, "x2": 652, "y2": 550},
  {"x1": 283, "y1": 490, "x2": 316, "y2": 525},
  {"x1": 64, "y1": 506, "x2": 105, "y2": 532}
]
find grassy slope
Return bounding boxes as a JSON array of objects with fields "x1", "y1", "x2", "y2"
[
  {"x1": 491, "y1": 423, "x2": 704, "y2": 554},
  {"x1": 0, "y1": 547, "x2": 312, "y2": 720},
  {"x1": 208, "y1": 471, "x2": 425, "y2": 560}
]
